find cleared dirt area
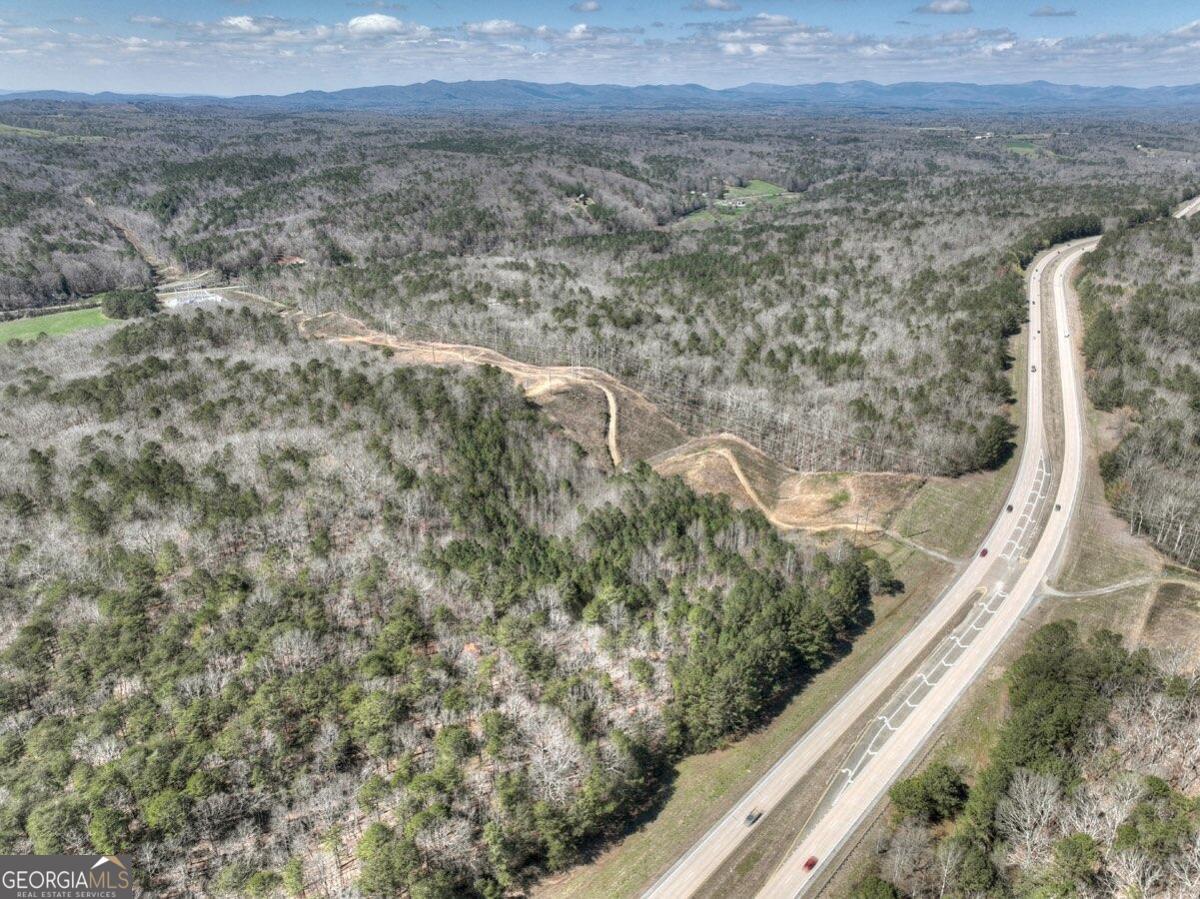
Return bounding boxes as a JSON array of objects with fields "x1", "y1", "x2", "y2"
[
  {"x1": 296, "y1": 310, "x2": 925, "y2": 536},
  {"x1": 652, "y1": 434, "x2": 922, "y2": 535},
  {"x1": 531, "y1": 382, "x2": 616, "y2": 470},
  {"x1": 301, "y1": 310, "x2": 685, "y2": 468}
]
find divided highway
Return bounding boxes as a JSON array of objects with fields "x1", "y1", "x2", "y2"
[
  {"x1": 644, "y1": 217, "x2": 1128, "y2": 898},
  {"x1": 755, "y1": 234, "x2": 1095, "y2": 897}
]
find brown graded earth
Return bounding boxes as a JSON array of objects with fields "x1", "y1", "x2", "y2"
[{"x1": 295, "y1": 311, "x2": 926, "y2": 538}]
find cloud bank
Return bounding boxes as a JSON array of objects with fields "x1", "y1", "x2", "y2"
[{"x1": 2, "y1": 11, "x2": 1199, "y2": 94}]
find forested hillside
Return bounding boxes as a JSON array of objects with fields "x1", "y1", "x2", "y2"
[
  {"x1": 1079, "y1": 214, "x2": 1200, "y2": 566},
  {"x1": 2, "y1": 103, "x2": 1198, "y2": 475},
  {"x1": 859, "y1": 623, "x2": 1200, "y2": 898},
  {"x1": 0, "y1": 309, "x2": 883, "y2": 896}
]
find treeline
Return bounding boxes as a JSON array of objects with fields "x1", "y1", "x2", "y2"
[
  {"x1": 0, "y1": 164, "x2": 151, "y2": 312},
  {"x1": 100, "y1": 288, "x2": 158, "y2": 319},
  {"x1": 1078, "y1": 213, "x2": 1200, "y2": 565},
  {"x1": 1006, "y1": 214, "x2": 1103, "y2": 268}
]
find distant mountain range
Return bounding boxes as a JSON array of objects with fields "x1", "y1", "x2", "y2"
[{"x1": 4, "y1": 79, "x2": 1200, "y2": 112}]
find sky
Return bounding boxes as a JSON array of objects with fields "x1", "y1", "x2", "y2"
[{"x1": 2, "y1": 2, "x2": 1200, "y2": 95}]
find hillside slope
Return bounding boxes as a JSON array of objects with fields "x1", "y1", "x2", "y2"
[{"x1": 0, "y1": 308, "x2": 887, "y2": 896}]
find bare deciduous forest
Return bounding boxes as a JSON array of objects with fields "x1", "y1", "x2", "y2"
[
  {"x1": 867, "y1": 624, "x2": 1200, "y2": 899},
  {"x1": 0, "y1": 308, "x2": 885, "y2": 896},
  {"x1": 3, "y1": 105, "x2": 1198, "y2": 475},
  {"x1": 3, "y1": 100, "x2": 1200, "y2": 898},
  {"x1": 1080, "y1": 215, "x2": 1200, "y2": 566}
]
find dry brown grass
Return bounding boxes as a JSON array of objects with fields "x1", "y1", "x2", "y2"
[{"x1": 1135, "y1": 582, "x2": 1200, "y2": 664}]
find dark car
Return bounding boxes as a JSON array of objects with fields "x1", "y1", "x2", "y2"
[
  {"x1": 1006, "y1": 504, "x2": 1013, "y2": 512},
  {"x1": 980, "y1": 548, "x2": 988, "y2": 557},
  {"x1": 744, "y1": 810, "x2": 763, "y2": 826},
  {"x1": 804, "y1": 856, "x2": 819, "y2": 872}
]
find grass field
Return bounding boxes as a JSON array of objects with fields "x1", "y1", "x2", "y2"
[
  {"x1": 0, "y1": 307, "x2": 111, "y2": 344},
  {"x1": 684, "y1": 179, "x2": 796, "y2": 223},
  {"x1": 1004, "y1": 138, "x2": 1056, "y2": 159},
  {"x1": 726, "y1": 179, "x2": 788, "y2": 199},
  {"x1": 0, "y1": 122, "x2": 103, "y2": 142},
  {"x1": 0, "y1": 122, "x2": 54, "y2": 138}
]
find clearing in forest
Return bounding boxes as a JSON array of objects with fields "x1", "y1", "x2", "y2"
[
  {"x1": 0, "y1": 307, "x2": 110, "y2": 343},
  {"x1": 1004, "y1": 137, "x2": 1056, "y2": 158},
  {"x1": 294, "y1": 310, "x2": 924, "y2": 538},
  {"x1": 684, "y1": 179, "x2": 798, "y2": 222},
  {"x1": 650, "y1": 433, "x2": 921, "y2": 534},
  {"x1": 0, "y1": 122, "x2": 54, "y2": 138}
]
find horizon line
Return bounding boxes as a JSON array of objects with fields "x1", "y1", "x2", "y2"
[{"x1": 4, "y1": 77, "x2": 1199, "y2": 101}]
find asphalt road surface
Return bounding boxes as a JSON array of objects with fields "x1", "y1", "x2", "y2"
[{"x1": 644, "y1": 234, "x2": 1095, "y2": 899}]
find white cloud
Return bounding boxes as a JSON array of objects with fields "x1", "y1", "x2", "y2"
[
  {"x1": 6, "y1": 7, "x2": 1200, "y2": 95},
  {"x1": 570, "y1": 1, "x2": 601, "y2": 12},
  {"x1": 1030, "y1": 4, "x2": 1076, "y2": 16},
  {"x1": 915, "y1": 0, "x2": 973, "y2": 14},
  {"x1": 686, "y1": 0, "x2": 741, "y2": 11},
  {"x1": 721, "y1": 41, "x2": 768, "y2": 55},
  {"x1": 220, "y1": 16, "x2": 267, "y2": 34},
  {"x1": 346, "y1": 14, "x2": 406, "y2": 35},
  {"x1": 465, "y1": 19, "x2": 532, "y2": 38}
]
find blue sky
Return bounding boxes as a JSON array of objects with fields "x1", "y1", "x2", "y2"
[{"x1": 2, "y1": 2, "x2": 1199, "y2": 93}]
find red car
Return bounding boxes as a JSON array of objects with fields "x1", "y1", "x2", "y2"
[
  {"x1": 804, "y1": 856, "x2": 819, "y2": 872},
  {"x1": 980, "y1": 548, "x2": 989, "y2": 557}
]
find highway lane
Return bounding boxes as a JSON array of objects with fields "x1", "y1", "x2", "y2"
[
  {"x1": 756, "y1": 236, "x2": 1097, "y2": 898},
  {"x1": 642, "y1": 244, "x2": 1072, "y2": 899}
]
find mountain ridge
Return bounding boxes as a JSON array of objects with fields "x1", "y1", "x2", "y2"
[{"x1": 4, "y1": 79, "x2": 1200, "y2": 112}]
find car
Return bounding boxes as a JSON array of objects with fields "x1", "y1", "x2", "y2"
[
  {"x1": 1006, "y1": 504, "x2": 1013, "y2": 512},
  {"x1": 1031, "y1": 365, "x2": 1037, "y2": 372},
  {"x1": 804, "y1": 856, "x2": 819, "y2": 872},
  {"x1": 1055, "y1": 504, "x2": 1061, "y2": 511},
  {"x1": 744, "y1": 810, "x2": 763, "y2": 826},
  {"x1": 980, "y1": 548, "x2": 988, "y2": 557}
]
